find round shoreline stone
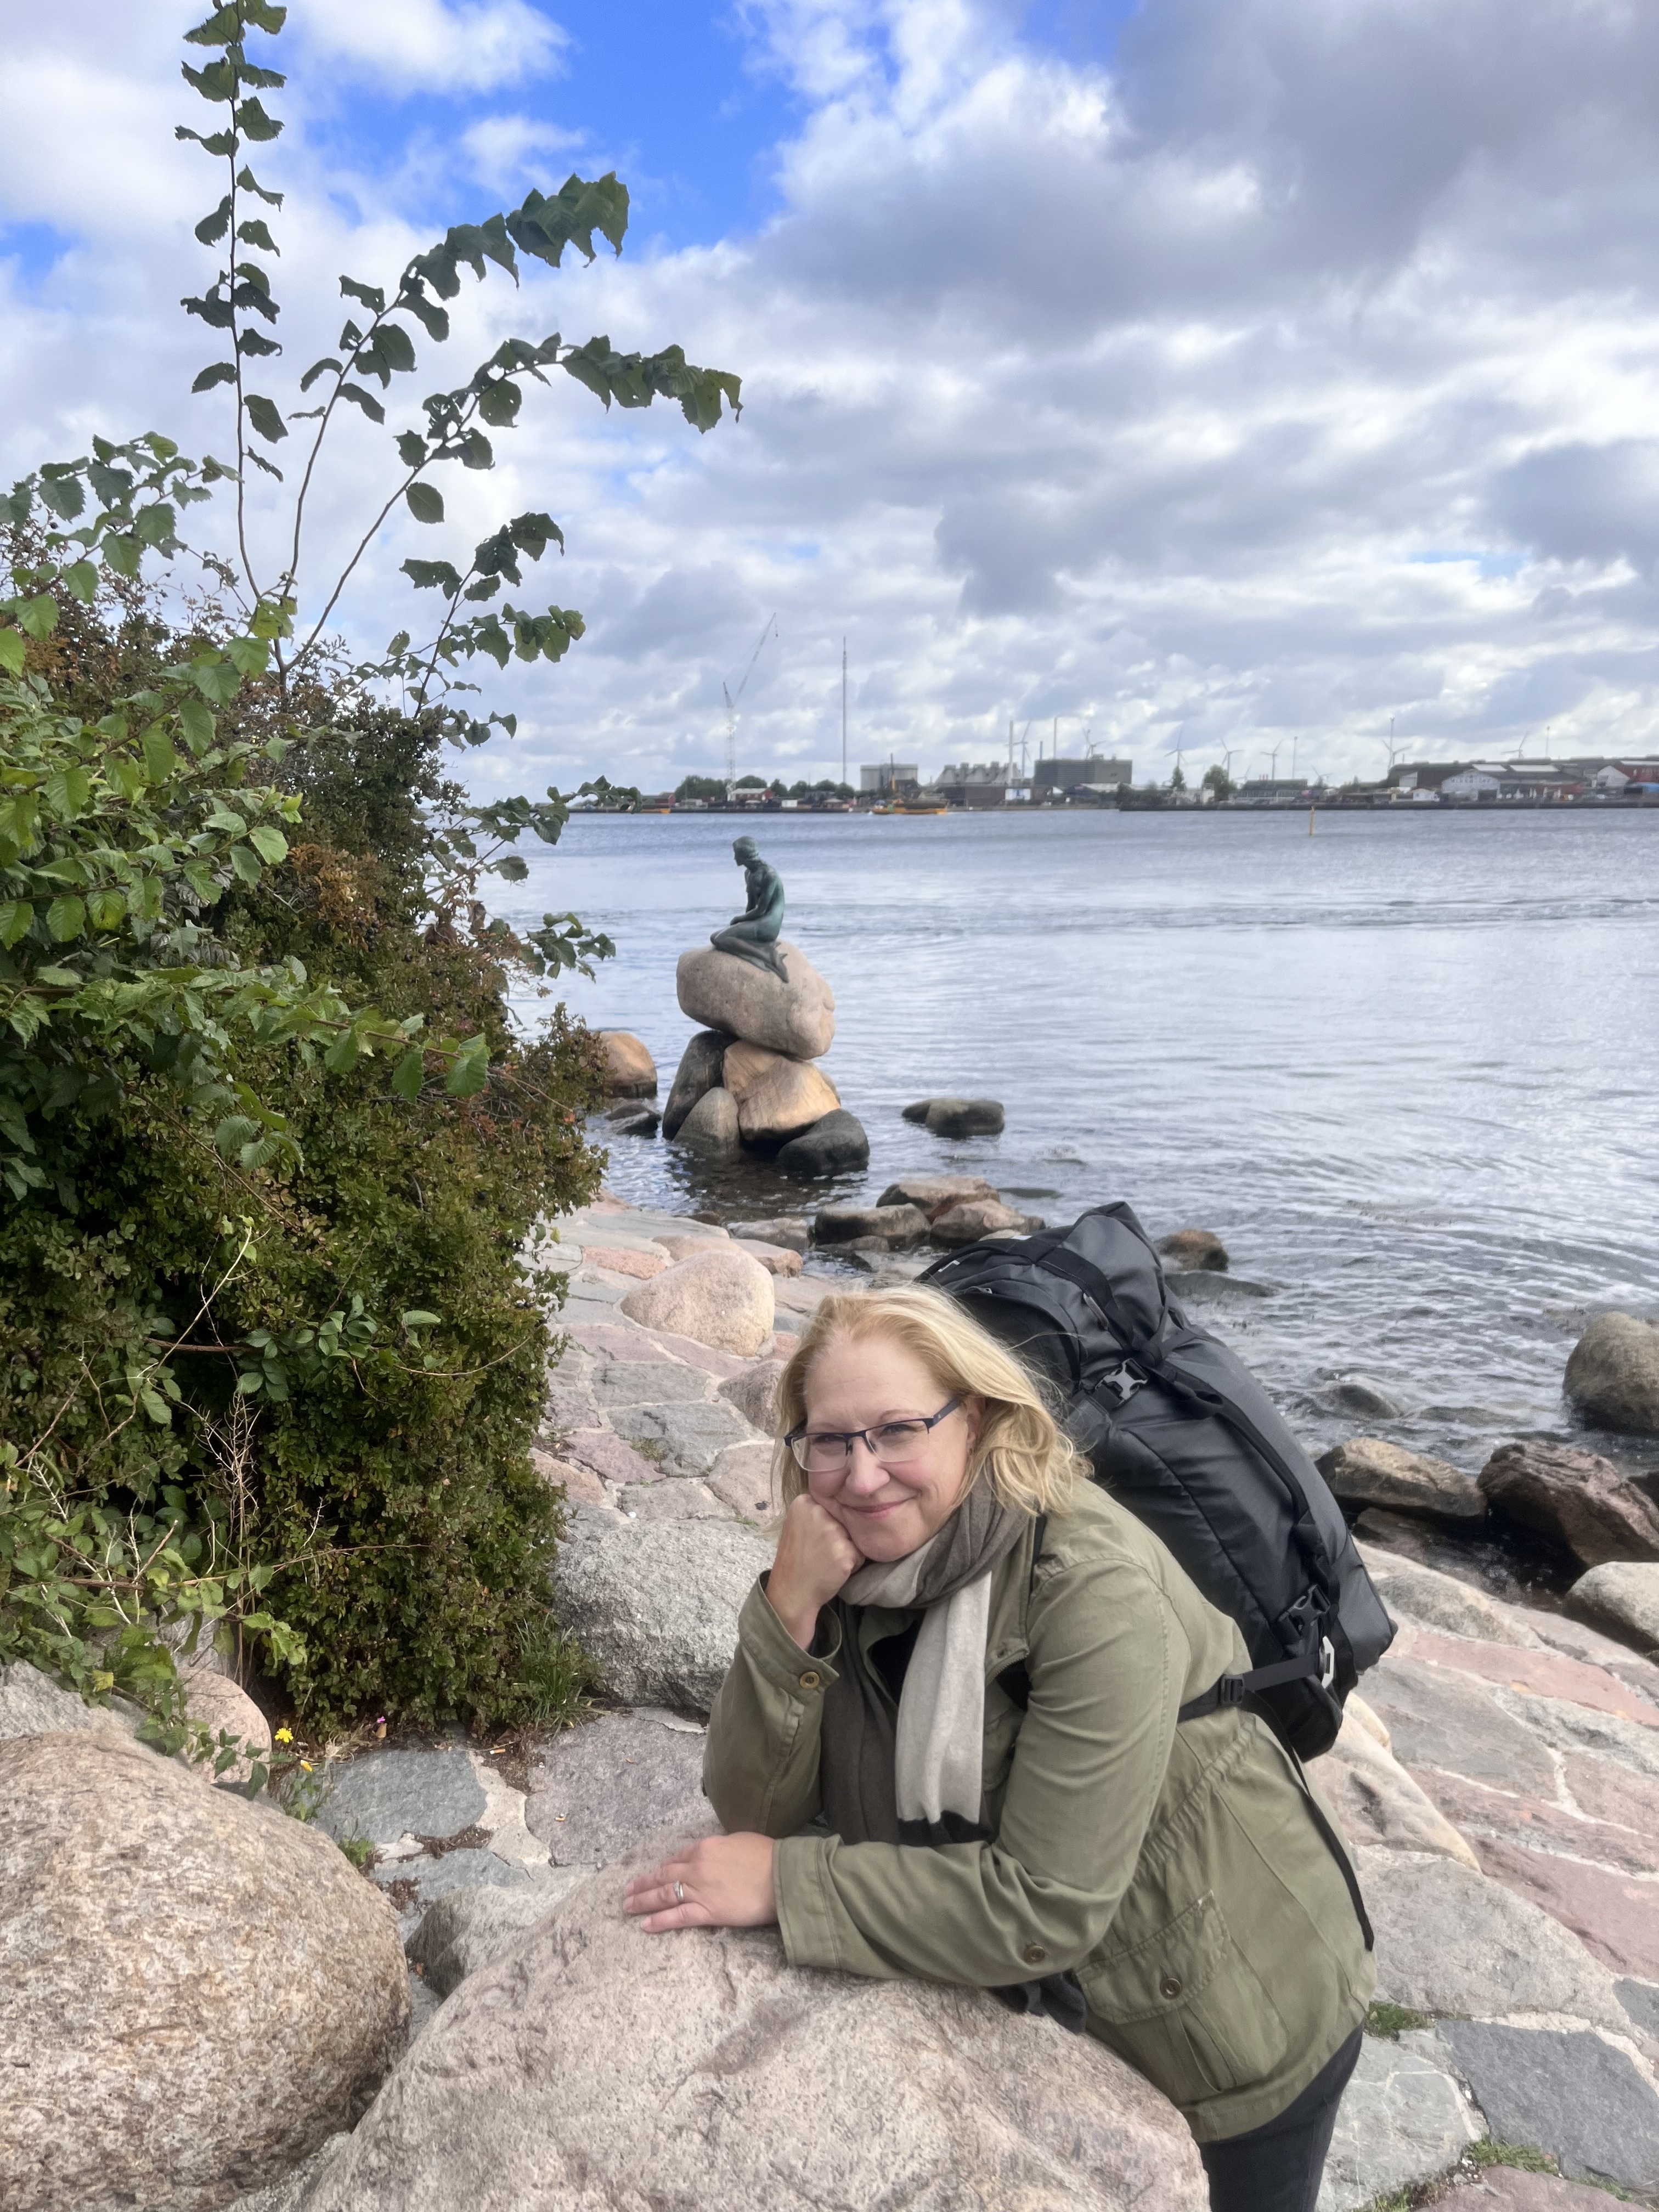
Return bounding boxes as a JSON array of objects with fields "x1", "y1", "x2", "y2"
[{"x1": 676, "y1": 941, "x2": 834, "y2": 1059}]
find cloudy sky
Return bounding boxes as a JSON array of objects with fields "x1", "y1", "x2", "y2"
[{"x1": 6, "y1": 0, "x2": 1659, "y2": 793}]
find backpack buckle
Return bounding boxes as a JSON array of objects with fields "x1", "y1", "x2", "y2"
[
  {"x1": 1214, "y1": 1675, "x2": 1250, "y2": 1707},
  {"x1": 1097, "y1": 1360, "x2": 1147, "y2": 1406},
  {"x1": 1320, "y1": 1635, "x2": 1336, "y2": 1691}
]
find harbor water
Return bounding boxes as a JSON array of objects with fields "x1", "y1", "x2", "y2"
[{"x1": 493, "y1": 804, "x2": 1659, "y2": 1520}]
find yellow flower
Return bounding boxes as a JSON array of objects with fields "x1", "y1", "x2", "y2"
[
  {"x1": 301, "y1": 1759, "x2": 314, "y2": 1771},
  {"x1": 274, "y1": 1726, "x2": 293, "y2": 1744}
]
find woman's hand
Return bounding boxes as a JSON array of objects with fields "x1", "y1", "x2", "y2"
[
  {"x1": 623, "y1": 1833, "x2": 777, "y2": 1932},
  {"x1": 765, "y1": 1494, "x2": 864, "y2": 1650}
]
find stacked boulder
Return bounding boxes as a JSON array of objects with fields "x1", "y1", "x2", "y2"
[{"x1": 664, "y1": 943, "x2": 868, "y2": 1177}]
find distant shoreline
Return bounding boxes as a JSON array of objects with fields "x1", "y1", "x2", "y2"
[{"x1": 569, "y1": 795, "x2": 1659, "y2": 818}]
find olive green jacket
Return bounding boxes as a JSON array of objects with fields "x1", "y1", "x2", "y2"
[{"x1": 703, "y1": 1482, "x2": 1374, "y2": 2142}]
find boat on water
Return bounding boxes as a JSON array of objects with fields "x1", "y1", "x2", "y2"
[{"x1": 868, "y1": 802, "x2": 949, "y2": 815}]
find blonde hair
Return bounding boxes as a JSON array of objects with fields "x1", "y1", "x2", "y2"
[{"x1": 771, "y1": 1283, "x2": 1082, "y2": 1519}]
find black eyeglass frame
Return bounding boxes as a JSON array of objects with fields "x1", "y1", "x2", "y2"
[{"x1": 783, "y1": 1396, "x2": 964, "y2": 1472}]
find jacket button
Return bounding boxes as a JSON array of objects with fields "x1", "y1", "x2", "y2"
[
  {"x1": 1023, "y1": 1944, "x2": 1047, "y2": 1966},
  {"x1": 798, "y1": 1670, "x2": 821, "y2": 1690},
  {"x1": 1160, "y1": 1974, "x2": 1183, "y2": 1999}
]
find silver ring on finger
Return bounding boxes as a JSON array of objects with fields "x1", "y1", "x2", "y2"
[{"x1": 674, "y1": 1881, "x2": 685, "y2": 1903}]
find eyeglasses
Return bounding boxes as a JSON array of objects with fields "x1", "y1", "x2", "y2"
[{"x1": 785, "y1": 1397, "x2": 963, "y2": 1477}]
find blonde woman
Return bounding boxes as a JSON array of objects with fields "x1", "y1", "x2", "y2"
[{"x1": 625, "y1": 1286, "x2": 1373, "y2": 2212}]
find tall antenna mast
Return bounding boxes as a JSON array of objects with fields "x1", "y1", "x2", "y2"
[
  {"x1": 721, "y1": 615, "x2": 777, "y2": 791},
  {"x1": 842, "y1": 637, "x2": 848, "y2": 787}
]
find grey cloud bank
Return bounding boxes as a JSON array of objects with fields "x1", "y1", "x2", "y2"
[{"x1": 5, "y1": 0, "x2": 1659, "y2": 789}]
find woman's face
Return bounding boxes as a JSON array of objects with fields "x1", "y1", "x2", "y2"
[{"x1": 800, "y1": 1330, "x2": 981, "y2": 1561}]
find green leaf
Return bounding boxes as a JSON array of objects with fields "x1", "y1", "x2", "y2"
[
  {"x1": 176, "y1": 699, "x2": 213, "y2": 753},
  {"x1": 477, "y1": 380, "x2": 522, "y2": 428},
  {"x1": 495, "y1": 854, "x2": 529, "y2": 882},
  {"x1": 402, "y1": 558, "x2": 462, "y2": 596},
  {"x1": 391, "y1": 1048, "x2": 426, "y2": 1103},
  {"x1": 88, "y1": 889, "x2": 127, "y2": 933},
  {"x1": 237, "y1": 164, "x2": 284, "y2": 206},
  {"x1": 134, "y1": 502, "x2": 179, "y2": 549},
  {"x1": 195, "y1": 195, "x2": 233, "y2": 245},
  {"x1": 61, "y1": 561, "x2": 99, "y2": 604},
  {"x1": 300, "y1": 356, "x2": 341, "y2": 392},
  {"x1": 44, "y1": 767, "x2": 91, "y2": 817},
  {"x1": 236, "y1": 97, "x2": 283, "y2": 141},
  {"x1": 400, "y1": 1311, "x2": 442, "y2": 1329},
  {"x1": 236, "y1": 328, "x2": 281, "y2": 357},
  {"x1": 338, "y1": 382, "x2": 386, "y2": 424},
  {"x1": 228, "y1": 844, "x2": 263, "y2": 886},
  {"x1": 247, "y1": 823, "x2": 287, "y2": 865},
  {"x1": 17, "y1": 595, "x2": 58, "y2": 640},
  {"x1": 445, "y1": 1036, "x2": 489, "y2": 1097},
  {"x1": 396, "y1": 430, "x2": 427, "y2": 469},
  {"x1": 189, "y1": 658, "x2": 242, "y2": 705},
  {"x1": 140, "y1": 1389, "x2": 173, "y2": 1426},
  {"x1": 376, "y1": 323, "x2": 416, "y2": 375},
  {"x1": 340, "y1": 274, "x2": 386, "y2": 314},
  {"x1": 101, "y1": 534, "x2": 142, "y2": 580},
  {"x1": 0, "y1": 900, "x2": 32, "y2": 947},
  {"x1": 0, "y1": 629, "x2": 26, "y2": 676},
  {"x1": 193, "y1": 362, "x2": 239, "y2": 393},
  {"x1": 213, "y1": 1114, "x2": 259, "y2": 1157},
  {"x1": 38, "y1": 469, "x2": 87, "y2": 521},
  {"x1": 46, "y1": 896, "x2": 87, "y2": 943},
  {"x1": 244, "y1": 393, "x2": 287, "y2": 443},
  {"x1": 405, "y1": 482, "x2": 444, "y2": 524},
  {"x1": 184, "y1": 5, "x2": 243, "y2": 43},
  {"x1": 237, "y1": 219, "x2": 280, "y2": 255},
  {"x1": 33, "y1": 964, "x2": 82, "y2": 988},
  {"x1": 324, "y1": 1030, "x2": 359, "y2": 1076}
]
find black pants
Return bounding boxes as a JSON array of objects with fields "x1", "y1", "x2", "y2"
[{"x1": 1199, "y1": 2027, "x2": 1363, "y2": 2212}]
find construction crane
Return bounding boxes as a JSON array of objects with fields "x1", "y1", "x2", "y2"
[{"x1": 723, "y1": 616, "x2": 777, "y2": 789}]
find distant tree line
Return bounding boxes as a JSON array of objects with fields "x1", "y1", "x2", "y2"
[{"x1": 673, "y1": 774, "x2": 855, "y2": 801}]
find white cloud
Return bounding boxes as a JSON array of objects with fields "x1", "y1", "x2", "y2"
[
  {"x1": 7, "y1": 0, "x2": 1659, "y2": 795},
  {"x1": 285, "y1": 0, "x2": 567, "y2": 95}
]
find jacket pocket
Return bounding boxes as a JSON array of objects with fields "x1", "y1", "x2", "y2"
[{"x1": 1082, "y1": 1889, "x2": 1290, "y2": 2106}]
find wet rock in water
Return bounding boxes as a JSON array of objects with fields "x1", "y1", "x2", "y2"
[
  {"x1": 0, "y1": 1731, "x2": 408, "y2": 2212},
  {"x1": 675, "y1": 1084, "x2": 742, "y2": 1159},
  {"x1": 877, "y1": 1174, "x2": 1000, "y2": 1217},
  {"x1": 405, "y1": 1880, "x2": 586, "y2": 2000},
  {"x1": 1314, "y1": 2032, "x2": 1482, "y2": 2212},
  {"x1": 549, "y1": 1506, "x2": 773, "y2": 1712},
  {"x1": 1437, "y1": 2020, "x2": 1659, "y2": 2193},
  {"x1": 1477, "y1": 1439, "x2": 1659, "y2": 1567},
  {"x1": 300, "y1": 1846, "x2": 1207, "y2": 2212},
  {"x1": 595, "y1": 1030, "x2": 657, "y2": 1099},
  {"x1": 1156, "y1": 1229, "x2": 1229, "y2": 1273},
  {"x1": 724, "y1": 1214, "x2": 810, "y2": 1252},
  {"x1": 662, "y1": 1028, "x2": 731, "y2": 1138},
  {"x1": 676, "y1": 941, "x2": 836, "y2": 1060},
  {"x1": 1316, "y1": 1438, "x2": 1485, "y2": 1523},
  {"x1": 721, "y1": 1041, "x2": 841, "y2": 1143},
  {"x1": 1565, "y1": 1561, "x2": 1659, "y2": 1651},
  {"x1": 525, "y1": 1712, "x2": 712, "y2": 1872},
  {"x1": 930, "y1": 1197, "x2": 1038, "y2": 1246},
  {"x1": 618, "y1": 1248, "x2": 776, "y2": 1358},
  {"x1": 812, "y1": 1201, "x2": 931, "y2": 1249},
  {"x1": 775, "y1": 1107, "x2": 871, "y2": 1178},
  {"x1": 597, "y1": 1098, "x2": 661, "y2": 1137},
  {"x1": 1564, "y1": 1310, "x2": 1659, "y2": 1436},
  {"x1": 1325, "y1": 1374, "x2": 1407, "y2": 1420},
  {"x1": 902, "y1": 1095, "x2": 1006, "y2": 1137}
]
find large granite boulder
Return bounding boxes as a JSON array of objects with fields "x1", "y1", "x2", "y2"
[
  {"x1": 930, "y1": 1197, "x2": 1038, "y2": 1246},
  {"x1": 721, "y1": 1041, "x2": 840, "y2": 1143},
  {"x1": 662, "y1": 1028, "x2": 730, "y2": 1137},
  {"x1": 1317, "y1": 1704, "x2": 1479, "y2": 1867},
  {"x1": 1565, "y1": 1311, "x2": 1659, "y2": 1435},
  {"x1": 0, "y1": 1660, "x2": 138, "y2": 1743},
  {"x1": 619, "y1": 1246, "x2": 775, "y2": 1355},
  {"x1": 1316, "y1": 1438, "x2": 1485, "y2": 1523},
  {"x1": 524, "y1": 1710, "x2": 712, "y2": 1871},
  {"x1": 0, "y1": 1730, "x2": 407, "y2": 2212},
  {"x1": 300, "y1": 1844, "x2": 1207, "y2": 2212},
  {"x1": 676, "y1": 941, "x2": 835, "y2": 1059},
  {"x1": 595, "y1": 1029, "x2": 657, "y2": 1098},
  {"x1": 776, "y1": 1107, "x2": 870, "y2": 1177},
  {"x1": 1477, "y1": 1439, "x2": 1659, "y2": 1566},
  {"x1": 549, "y1": 1507, "x2": 774, "y2": 1711},
  {"x1": 405, "y1": 1878, "x2": 588, "y2": 2000},
  {"x1": 676, "y1": 1084, "x2": 742, "y2": 1158},
  {"x1": 1565, "y1": 1561, "x2": 1659, "y2": 1652}
]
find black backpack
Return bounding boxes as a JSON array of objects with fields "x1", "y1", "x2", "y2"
[{"x1": 921, "y1": 1201, "x2": 1396, "y2": 1762}]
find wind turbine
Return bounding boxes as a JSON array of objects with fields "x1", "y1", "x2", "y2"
[{"x1": 722, "y1": 616, "x2": 777, "y2": 789}]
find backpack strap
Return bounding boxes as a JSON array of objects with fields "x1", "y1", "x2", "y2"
[
  {"x1": 994, "y1": 1513, "x2": 1046, "y2": 1713},
  {"x1": 1212, "y1": 1692, "x2": 1375, "y2": 1953}
]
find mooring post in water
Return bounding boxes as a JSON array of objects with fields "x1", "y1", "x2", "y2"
[{"x1": 1308, "y1": 804, "x2": 1317, "y2": 834}]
